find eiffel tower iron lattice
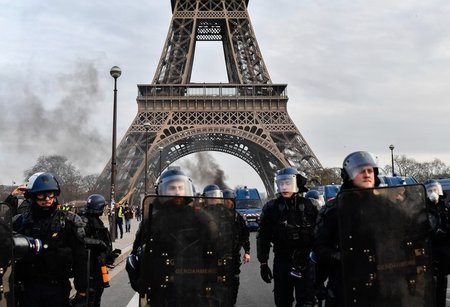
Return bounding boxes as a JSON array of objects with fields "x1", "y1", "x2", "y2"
[{"x1": 96, "y1": 0, "x2": 322, "y2": 201}]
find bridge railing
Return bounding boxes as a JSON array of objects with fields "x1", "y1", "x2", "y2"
[{"x1": 137, "y1": 84, "x2": 287, "y2": 98}]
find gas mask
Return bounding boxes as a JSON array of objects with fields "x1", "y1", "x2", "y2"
[{"x1": 428, "y1": 191, "x2": 439, "y2": 203}]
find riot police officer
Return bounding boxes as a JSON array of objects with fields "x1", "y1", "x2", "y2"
[
  {"x1": 305, "y1": 190, "x2": 324, "y2": 209},
  {"x1": 126, "y1": 169, "x2": 219, "y2": 306},
  {"x1": 425, "y1": 179, "x2": 450, "y2": 307},
  {"x1": 12, "y1": 172, "x2": 88, "y2": 307},
  {"x1": 257, "y1": 167, "x2": 318, "y2": 307},
  {"x1": 80, "y1": 194, "x2": 118, "y2": 307},
  {"x1": 223, "y1": 188, "x2": 250, "y2": 305},
  {"x1": 312, "y1": 151, "x2": 380, "y2": 307}
]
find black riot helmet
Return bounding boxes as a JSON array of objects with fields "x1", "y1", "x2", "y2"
[
  {"x1": 305, "y1": 190, "x2": 320, "y2": 200},
  {"x1": 341, "y1": 151, "x2": 380, "y2": 186},
  {"x1": 157, "y1": 169, "x2": 194, "y2": 196},
  {"x1": 275, "y1": 167, "x2": 308, "y2": 194},
  {"x1": 25, "y1": 172, "x2": 61, "y2": 198},
  {"x1": 86, "y1": 194, "x2": 107, "y2": 214},
  {"x1": 223, "y1": 188, "x2": 235, "y2": 199},
  {"x1": 202, "y1": 184, "x2": 223, "y2": 198}
]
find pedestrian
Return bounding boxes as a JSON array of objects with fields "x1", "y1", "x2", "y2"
[
  {"x1": 80, "y1": 194, "x2": 120, "y2": 307},
  {"x1": 12, "y1": 172, "x2": 88, "y2": 307},
  {"x1": 424, "y1": 179, "x2": 450, "y2": 307},
  {"x1": 223, "y1": 188, "x2": 251, "y2": 306},
  {"x1": 257, "y1": 167, "x2": 318, "y2": 307},
  {"x1": 135, "y1": 206, "x2": 141, "y2": 222},
  {"x1": 123, "y1": 202, "x2": 133, "y2": 233},
  {"x1": 115, "y1": 203, "x2": 124, "y2": 239},
  {"x1": 312, "y1": 151, "x2": 381, "y2": 306}
]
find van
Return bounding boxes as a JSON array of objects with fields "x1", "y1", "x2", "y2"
[
  {"x1": 378, "y1": 175, "x2": 418, "y2": 186},
  {"x1": 311, "y1": 185, "x2": 341, "y2": 202},
  {"x1": 235, "y1": 186, "x2": 263, "y2": 230}
]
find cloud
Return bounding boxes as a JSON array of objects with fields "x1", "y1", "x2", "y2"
[{"x1": 1, "y1": 0, "x2": 450, "y2": 188}]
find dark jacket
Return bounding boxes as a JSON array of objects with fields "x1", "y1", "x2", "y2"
[
  {"x1": 81, "y1": 213, "x2": 113, "y2": 285},
  {"x1": 4, "y1": 195, "x2": 31, "y2": 217},
  {"x1": 257, "y1": 193, "x2": 318, "y2": 263},
  {"x1": 429, "y1": 193, "x2": 450, "y2": 274},
  {"x1": 13, "y1": 203, "x2": 88, "y2": 292},
  {"x1": 123, "y1": 206, "x2": 133, "y2": 220}
]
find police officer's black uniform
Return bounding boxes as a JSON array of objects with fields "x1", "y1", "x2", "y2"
[
  {"x1": 426, "y1": 187, "x2": 450, "y2": 307},
  {"x1": 312, "y1": 151, "x2": 380, "y2": 307},
  {"x1": 80, "y1": 194, "x2": 116, "y2": 307},
  {"x1": 12, "y1": 172, "x2": 88, "y2": 307},
  {"x1": 129, "y1": 196, "x2": 218, "y2": 306},
  {"x1": 4, "y1": 194, "x2": 31, "y2": 217},
  {"x1": 257, "y1": 190, "x2": 318, "y2": 306}
]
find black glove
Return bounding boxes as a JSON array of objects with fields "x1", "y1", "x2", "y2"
[
  {"x1": 260, "y1": 263, "x2": 273, "y2": 283},
  {"x1": 69, "y1": 292, "x2": 88, "y2": 307},
  {"x1": 105, "y1": 248, "x2": 122, "y2": 266}
]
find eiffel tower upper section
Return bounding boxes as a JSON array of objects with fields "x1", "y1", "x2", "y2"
[
  {"x1": 157, "y1": 0, "x2": 269, "y2": 85},
  {"x1": 96, "y1": 0, "x2": 322, "y2": 199}
]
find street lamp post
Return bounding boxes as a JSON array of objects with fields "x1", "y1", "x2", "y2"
[
  {"x1": 143, "y1": 122, "x2": 151, "y2": 194},
  {"x1": 389, "y1": 144, "x2": 395, "y2": 176},
  {"x1": 109, "y1": 66, "x2": 121, "y2": 242}
]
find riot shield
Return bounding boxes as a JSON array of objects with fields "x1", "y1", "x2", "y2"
[
  {"x1": 337, "y1": 185, "x2": 434, "y2": 307},
  {"x1": 0, "y1": 202, "x2": 14, "y2": 307},
  {"x1": 138, "y1": 195, "x2": 236, "y2": 307}
]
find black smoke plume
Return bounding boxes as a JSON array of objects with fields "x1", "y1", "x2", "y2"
[
  {"x1": 179, "y1": 152, "x2": 230, "y2": 192},
  {"x1": 0, "y1": 61, "x2": 109, "y2": 180}
]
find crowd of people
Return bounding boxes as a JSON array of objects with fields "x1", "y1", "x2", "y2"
[{"x1": 1, "y1": 150, "x2": 449, "y2": 307}]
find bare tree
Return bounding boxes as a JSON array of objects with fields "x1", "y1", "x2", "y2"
[
  {"x1": 383, "y1": 155, "x2": 450, "y2": 183},
  {"x1": 80, "y1": 174, "x2": 100, "y2": 196},
  {"x1": 308, "y1": 167, "x2": 342, "y2": 186},
  {"x1": 24, "y1": 155, "x2": 83, "y2": 203}
]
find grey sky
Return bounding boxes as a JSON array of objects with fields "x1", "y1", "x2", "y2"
[{"x1": 1, "y1": 1, "x2": 450, "y2": 192}]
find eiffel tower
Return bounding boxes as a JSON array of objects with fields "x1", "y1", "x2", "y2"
[{"x1": 96, "y1": 0, "x2": 322, "y2": 200}]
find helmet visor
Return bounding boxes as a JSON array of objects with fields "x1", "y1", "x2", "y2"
[
  {"x1": 275, "y1": 174, "x2": 298, "y2": 194},
  {"x1": 204, "y1": 190, "x2": 223, "y2": 198},
  {"x1": 343, "y1": 152, "x2": 378, "y2": 180},
  {"x1": 158, "y1": 175, "x2": 194, "y2": 197}
]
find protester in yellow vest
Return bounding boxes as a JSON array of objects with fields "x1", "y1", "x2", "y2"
[{"x1": 116, "y1": 203, "x2": 124, "y2": 239}]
